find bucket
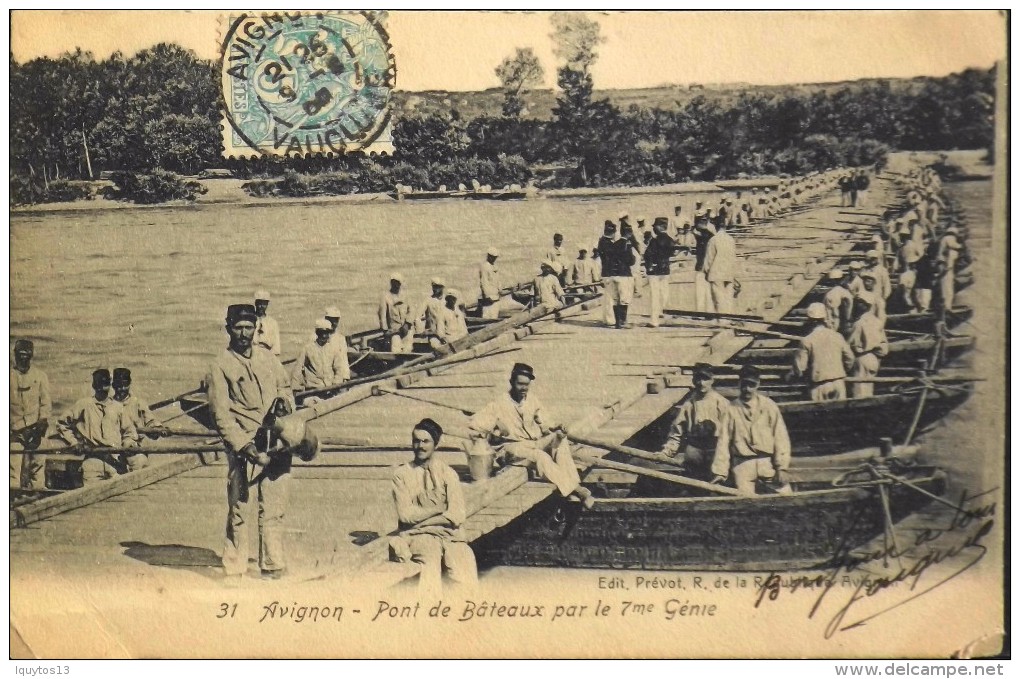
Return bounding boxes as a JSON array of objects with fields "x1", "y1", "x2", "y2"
[
  {"x1": 467, "y1": 438, "x2": 495, "y2": 482},
  {"x1": 468, "y1": 452, "x2": 494, "y2": 482}
]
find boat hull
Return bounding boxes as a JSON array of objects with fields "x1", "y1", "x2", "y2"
[{"x1": 473, "y1": 470, "x2": 946, "y2": 571}]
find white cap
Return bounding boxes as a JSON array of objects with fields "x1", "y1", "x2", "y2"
[
  {"x1": 636, "y1": 216, "x2": 647, "y2": 223},
  {"x1": 806, "y1": 302, "x2": 826, "y2": 320},
  {"x1": 314, "y1": 318, "x2": 333, "y2": 331},
  {"x1": 541, "y1": 259, "x2": 555, "y2": 269},
  {"x1": 827, "y1": 268, "x2": 845, "y2": 280},
  {"x1": 445, "y1": 288, "x2": 461, "y2": 300},
  {"x1": 389, "y1": 272, "x2": 404, "y2": 283},
  {"x1": 618, "y1": 212, "x2": 629, "y2": 221},
  {"x1": 849, "y1": 261, "x2": 864, "y2": 270},
  {"x1": 254, "y1": 289, "x2": 270, "y2": 301},
  {"x1": 430, "y1": 277, "x2": 446, "y2": 287},
  {"x1": 487, "y1": 247, "x2": 499, "y2": 257},
  {"x1": 324, "y1": 306, "x2": 342, "y2": 319}
]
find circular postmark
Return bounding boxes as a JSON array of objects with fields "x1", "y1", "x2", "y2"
[{"x1": 220, "y1": 11, "x2": 396, "y2": 157}]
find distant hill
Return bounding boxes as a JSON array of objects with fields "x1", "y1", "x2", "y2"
[{"x1": 392, "y1": 77, "x2": 931, "y2": 120}]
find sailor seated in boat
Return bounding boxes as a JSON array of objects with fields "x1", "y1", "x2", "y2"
[
  {"x1": 711, "y1": 365, "x2": 792, "y2": 496},
  {"x1": 379, "y1": 273, "x2": 414, "y2": 354},
  {"x1": 660, "y1": 363, "x2": 728, "y2": 475},
  {"x1": 390, "y1": 418, "x2": 478, "y2": 593},
  {"x1": 291, "y1": 319, "x2": 348, "y2": 398},
  {"x1": 532, "y1": 260, "x2": 566, "y2": 308},
  {"x1": 112, "y1": 367, "x2": 168, "y2": 472},
  {"x1": 55, "y1": 369, "x2": 137, "y2": 485},
  {"x1": 429, "y1": 289, "x2": 469, "y2": 349},
  {"x1": 468, "y1": 363, "x2": 594, "y2": 508},
  {"x1": 323, "y1": 307, "x2": 352, "y2": 380}
]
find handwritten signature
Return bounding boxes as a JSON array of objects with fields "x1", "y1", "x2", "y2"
[{"x1": 754, "y1": 487, "x2": 996, "y2": 638}]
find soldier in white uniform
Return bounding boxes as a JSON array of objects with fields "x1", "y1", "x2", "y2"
[
  {"x1": 469, "y1": 363, "x2": 593, "y2": 508},
  {"x1": 660, "y1": 363, "x2": 729, "y2": 473},
  {"x1": 378, "y1": 273, "x2": 414, "y2": 354},
  {"x1": 390, "y1": 418, "x2": 478, "y2": 594},
  {"x1": 711, "y1": 365, "x2": 792, "y2": 496},
  {"x1": 791, "y1": 303, "x2": 855, "y2": 402},
  {"x1": 847, "y1": 292, "x2": 889, "y2": 398},
  {"x1": 10, "y1": 339, "x2": 51, "y2": 489},
  {"x1": 56, "y1": 369, "x2": 137, "y2": 485},
  {"x1": 478, "y1": 248, "x2": 502, "y2": 320},
  {"x1": 253, "y1": 289, "x2": 281, "y2": 356},
  {"x1": 207, "y1": 304, "x2": 295, "y2": 580}
]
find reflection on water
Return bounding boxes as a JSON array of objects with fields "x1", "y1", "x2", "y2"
[{"x1": 12, "y1": 191, "x2": 720, "y2": 411}]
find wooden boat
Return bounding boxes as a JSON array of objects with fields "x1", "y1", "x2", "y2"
[
  {"x1": 783, "y1": 305, "x2": 973, "y2": 334},
  {"x1": 750, "y1": 381, "x2": 971, "y2": 455},
  {"x1": 734, "y1": 332, "x2": 974, "y2": 368},
  {"x1": 473, "y1": 459, "x2": 947, "y2": 571},
  {"x1": 637, "y1": 376, "x2": 972, "y2": 457}
]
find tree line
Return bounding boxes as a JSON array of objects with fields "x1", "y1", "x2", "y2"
[{"x1": 9, "y1": 12, "x2": 996, "y2": 202}]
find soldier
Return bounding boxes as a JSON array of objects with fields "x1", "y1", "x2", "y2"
[
  {"x1": 823, "y1": 269, "x2": 854, "y2": 334},
  {"x1": 546, "y1": 233, "x2": 569, "y2": 286},
  {"x1": 937, "y1": 226, "x2": 965, "y2": 311},
  {"x1": 660, "y1": 363, "x2": 729, "y2": 474},
  {"x1": 207, "y1": 303, "x2": 295, "y2": 580},
  {"x1": 291, "y1": 319, "x2": 348, "y2": 392},
  {"x1": 469, "y1": 363, "x2": 594, "y2": 508},
  {"x1": 323, "y1": 306, "x2": 352, "y2": 381},
  {"x1": 711, "y1": 365, "x2": 792, "y2": 495},
  {"x1": 644, "y1": 217, "x2": 676, "y2": 328},
  {"x1": 378, "y1": 273, "x2": 414, "y2": 354},
  {"x1": 598, "y1": 220, "x2": 636, "y2": 329},
  {"x1": 10, "y1": 339, "x2": 51, "y2": 489},
  {"x1": 847, "y1": 292, "x2": 889, "y2": 399},
  {"x1": 112, "y1": 367, "x2": 167, "y2": 472},
  {"x1": 791, "y1": 303, "x2": 855, "y2": 402},
  {"x1": 570, "y1": 247, "x2": 600, "y2": 293},
  {"x1": 692, "y1": 215, "x2": 717, "y2": 312},
  {"x1": 433, "y1": 289, "x2": 469, "y2": 347},
  {"x1": 390, "y1": 418, "x2": 478, "y2": 593},
  {"x1": 56, "y1": 369, "x2": 136, "y2": 485},
  {"x1": 416, "y1": 278, "x2": 447, "y2": 337},
  {"x1": 478, "y1": 248, "x2": 502, "y2": 320},
  {"x1": 253, "y1": 289, "x2": 281, "y2": 356},
  {"x1": 533, "y1": 260, "x2": 565, "y2": 307},
  {"x1": 703, "y1": 220, "x2": 738, "y2": 315}
]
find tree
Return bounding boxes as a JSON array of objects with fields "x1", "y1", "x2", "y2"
[
  {"x1": 549, "y1": 12, "x2": 605, "y2": 72},
  {"x1": 495, "y1": 48, "x2": 544, "y2": 118},
  {"x1": 549, "y1": 13, "x2": 608, "y2": 185}
]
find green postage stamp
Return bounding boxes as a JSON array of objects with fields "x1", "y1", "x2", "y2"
[{"x1": 219, "y1": 11, "x2": 395, "y2": 158}]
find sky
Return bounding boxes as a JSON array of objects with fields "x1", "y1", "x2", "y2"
[{"x1": 10, "y1": 10, "x2": 1007, "y2": 91}]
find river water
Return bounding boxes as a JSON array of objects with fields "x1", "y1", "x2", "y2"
[{"x1": 11, "y1": 190, "x2": 722, "y2": 412}]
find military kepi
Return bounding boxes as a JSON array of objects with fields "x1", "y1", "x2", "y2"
[
  {"x1": 511, "y1": 362, "x2": 536, "y2": 380},
  {"x1": 226, "y1": 303, "x2": 258, "y2": 325}
]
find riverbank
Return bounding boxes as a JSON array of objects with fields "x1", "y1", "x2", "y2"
[{"x1": 8, "y1": 168, "x2": 842, "y2": 216}]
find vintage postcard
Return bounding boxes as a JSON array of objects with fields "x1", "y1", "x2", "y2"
[{"x1": 8, "y1": 10, "x2": 1008, "y2": 660}]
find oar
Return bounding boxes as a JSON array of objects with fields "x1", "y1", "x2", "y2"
[
  {"x1": 373, "y1": 386, "x2": 476, "y2": 416},
  {"x1": 138, "y1": 427, "x2": 372, "y2": 447},
  {"x1": 20, "y1": 443, "x2": 224, "y2": 456},
  {"x1": 566, "y1": 433, "x2": 684, "y2": 470},
  {"x1": 148, "y1": 386, "x2": 205, "y2": 411},
  {"x1": 664, "y1": 308, "x2": 767, "y2": 322},
  {"x1": 159, "y1": 399, "x2": 210, "y2": 424},
  {"x1": 573, "y1": 453, "x2": 743, "y2": 497},
  {"x1": 666, "y1": 317, "x2": 804, "y2": 343}
]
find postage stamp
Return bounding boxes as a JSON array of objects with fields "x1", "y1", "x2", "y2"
[{"x1": 219, "y1": 10, "x2": 395, "y2": 158}]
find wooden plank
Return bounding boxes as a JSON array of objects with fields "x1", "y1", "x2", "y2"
[{"x1": 9, "y1": 455, "x2": 207, "y2": 529}]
